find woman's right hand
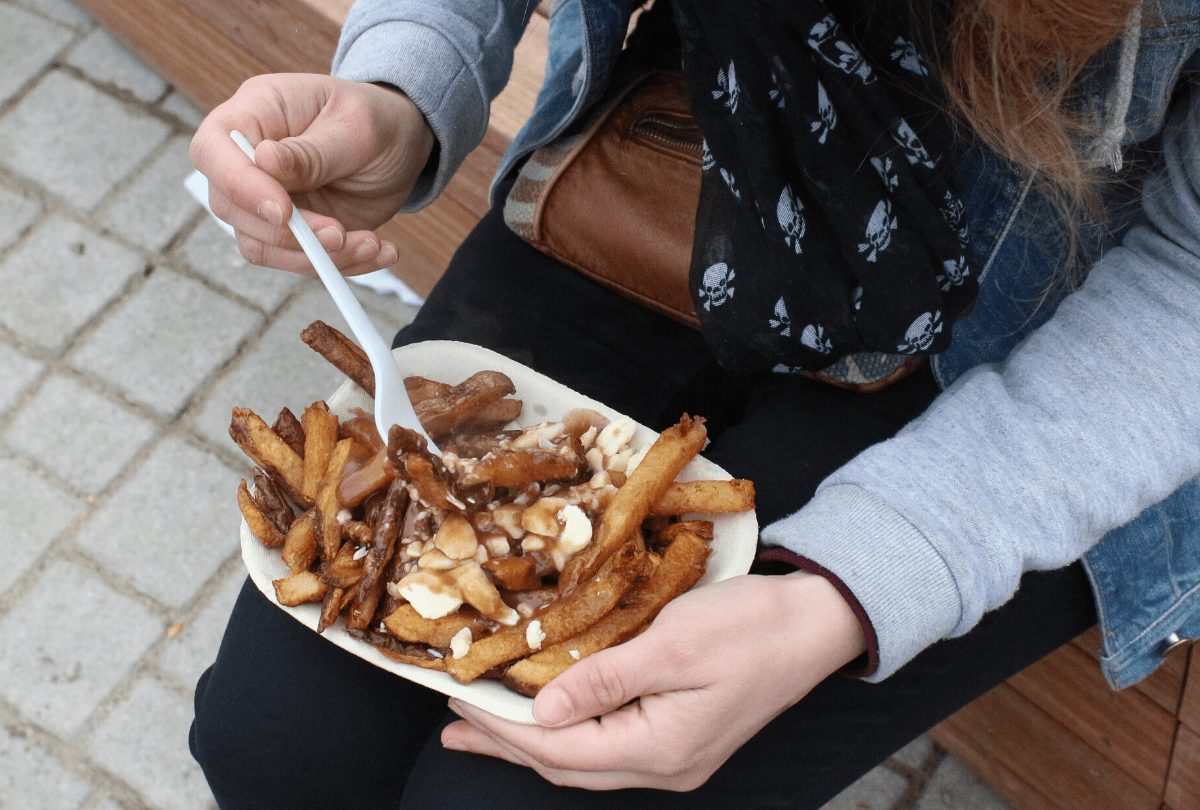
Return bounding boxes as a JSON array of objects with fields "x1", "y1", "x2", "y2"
[{"x1": 189, "y1": 73, "x2": 435, "y2": 276}]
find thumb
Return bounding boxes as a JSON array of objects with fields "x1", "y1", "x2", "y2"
[
  {"x1": 253, "y1": 126, "x2": 359, "y2": 192},
  {"x1": 533, "y1": 632, "x2": 674, "y2": 727}
]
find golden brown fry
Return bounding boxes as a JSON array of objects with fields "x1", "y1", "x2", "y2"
[
  {"x1": 230, "y1": 408, "x2": 306, "y2": 502},
  {"x1": 348, "y1": 628, "x2": 447, "y2": 670},
  {"x1": 414, "y1": 371, "x2": 517, "y2": 440},
  {"x1": 317, "y1": 585, "x2": 346, "y2": 632},
  {"x1": 272, "y1": 570, "x2": 328, "y2": 605},
  {"x1": 300, "y1": 320, "x2": 374, "y2": 396},
  {"x1": 320, "y1": 538, "x2": 367, "y2": 588},
  {"x1": 301, "y1": 401, "x2": 339, "y2": 504},
  {"x1": 272, "y1": 407, "x2": 306, "y2": 456},
  {"x1": 383, "y1": 604, "x2": 492, "y2": 647},
  {"x1": 238, "y1": 479, "x2": 286, "y2": 548},
  {"x1": 559, "y1": 415, "x2": 707, "y2": 593},
  {"x1": 649, "y1": 479, "x2": 756, "y2": 517},
  {"x1": 339, "y1": 412, "x2": 384, "y2": 452},
  {"x1": 346, "y1": 574, "x2": 385, "y2": 632},
  {"x1": 482, "y1": 556, "x2": 541, "y2": 591},
  {"x1": 317, "y1": 438, "x2": 354, "y2": 561},
  {"x1": 342, "y1": 520, "x2": 374, "y2": 546},
  {"x1": 249, "y1": 468, "x2": 294, "y2": 534},
  {"x1": 457, "y1": 449, "x2": 581, "y2": 489},
  {"x1": 403, "y1": 455, "x2": 456, "y2": 510},
  {"x1": 654, "y1": 519, "x2": 715, "y2": 544},
  {"x1": 505, "y1": 530, "x2": 710, "y2": 696},
  {"x1": 446, "y1": 544, "x2": 650, "y2": 684},
  {"x1": 356, "y1": 479, "x2": 407, "y2": 601},
  {"x1": 281, "y1": 509, "x2": 318, "y2": 574}
]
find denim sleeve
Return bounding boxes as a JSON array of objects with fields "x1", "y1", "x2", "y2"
[
  {"x1": 762, "y1": 85, "x2": 1200, "y2": 680},
  {"x1": 331, "y1": 0, "x2": 539, "y2": 210}
]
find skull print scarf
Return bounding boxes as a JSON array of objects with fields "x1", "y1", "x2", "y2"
[{"x1": 672, "y1": 0, "x2": 975, "y2": 381}]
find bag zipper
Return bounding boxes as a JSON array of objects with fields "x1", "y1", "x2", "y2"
[{"x1": 631, "y1": 113, "x2": 704, "y2": 159}]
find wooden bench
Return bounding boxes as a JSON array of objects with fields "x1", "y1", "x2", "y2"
[{"x1": 80, "y1": 3, "x2": 1199, "y2": 807}]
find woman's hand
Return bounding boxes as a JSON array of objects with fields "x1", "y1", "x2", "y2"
[
  {"x1": 442, "y1": 572, "x2": 866, "y2": 791},
  {"x1": 189, "y1": 73, "x2": 435, "y2": 275}
]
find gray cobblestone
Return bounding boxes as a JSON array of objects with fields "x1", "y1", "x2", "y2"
[
  {"x1": 0, "y1": 559, "x2": 163, "y2": 737},
  {"x1": 161, "y1": 91, "x2": 204, "y2": 129},
  {"x1": 188, "y1": 283, "x2": 359, "y2": 447},
  {"x1": 64, "y1": 27, "x2": 167, "y2": 102},
  {"x1": 157, "y1": 564, "x2": 245, "y2": 690},
  {"x1": 4, "y1": 374, "x2": 157, "y2": 494},
  {"x1": 0, "y1": 215, "x2": 142, "y2": 354},
  {"x1": 916, "y1": 758, "x2": 1011, "y2": 810},
  {"x1": 100, "y1": 136, "x2": 199, "y2": 252},
  {"x1": 174, "y1": 217, "x2": 302, "y2": 311},
  {"x1": 0, "y1": 342, "x2": 44, "y2": 414},
  {"x1": 891, "y1": 734, "x2": 934, "y2": 772},
  {"x1": 0, "y1": 3, "x2": 74, "y2": 106},
  {"x1": 0, "y1": 184, "x2": 42, "y2": 250},
  {"x1": 822, "y1": 765, "x2": 910, "y2": 810},
  {"x1": 13, "y1": 0, "x2": 92, "y2": 28},
  {"x1": 69, "y1": 267, "x2": 262, "y2": 416},
  {"x1": 0, "y1": 724, "x2": 91, "y2": 810},
  {"x1": 0, "y1": 71, "x2": 170, "y2": 209},
  {"x1": 75, "y1": 437, "x2": 242, "y2": 608},
  {"x1": 85, "y1": 676, "x2": 216, "y2": 810},
  {"x1": 0, "y1": 456, "x2": 83, "y2": 596}
]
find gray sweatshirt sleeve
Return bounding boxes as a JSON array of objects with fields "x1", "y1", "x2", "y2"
[
  {"x1": 763, "y1": 89, "x2": 1200, "y2": 681},
  {"x1": 331, "y1": 0, "x2": 537, "y2": 210}
]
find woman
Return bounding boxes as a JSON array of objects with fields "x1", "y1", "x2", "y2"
[{"x1": 188, "y1": 0, "x2": 1200, "y2": 806}]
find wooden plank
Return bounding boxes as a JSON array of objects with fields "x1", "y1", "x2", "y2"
[
  {"x1": 1165, "y1": 724, "x2": 1200, "y2": 809},
  {"x1": 931, "y1": 683, "x2": 1159, "y2": 810},
  {"x1": 1072, "y1": 626, "x2": 1187, "y2": 716},
  {"x1": 1182, "y1": 644, "x2": 1200, "y2": 733},
  {"x1": 1007, "y1": 642, "x2": 1175, "y2": 794},
  {"x1": 930, "y1": 715, "x2": 1062, "y2": 810}
]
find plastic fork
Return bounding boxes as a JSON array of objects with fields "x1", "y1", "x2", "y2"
[{"x1": 229, "y1": 130, "x2": 436, "y2": 452}]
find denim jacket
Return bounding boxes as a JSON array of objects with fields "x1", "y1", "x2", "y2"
[{"x1": 334, "y1": 0, "x2": 1200, "y2": 688}]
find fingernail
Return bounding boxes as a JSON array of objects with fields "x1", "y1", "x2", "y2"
[
  {"x1": 535, "y1": 689, "x2": 574, "y2": 727},
  {"x1": 258, "y1": 200, "x2": 283, "y2": 225},
  {"x1": 442, "y1": 737, "x2": 466, "y2": 752},
  {"x1": 378, "y1": 243, "x2": 398, "y2": 265},
  {"x1": 354, "y1": 239, "x2": 379, "y2": 261},
  {"x1": 317, "y1": 226, "x2": 344, "y2": 250}
]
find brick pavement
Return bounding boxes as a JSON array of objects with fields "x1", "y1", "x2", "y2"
[{"x1": 0, "y1": 2, "x2": 1011, "y2": 807}]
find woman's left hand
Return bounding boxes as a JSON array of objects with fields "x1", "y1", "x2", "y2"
[{"x1": 441, "y1": 571, "x2": 867, "y2": 791}]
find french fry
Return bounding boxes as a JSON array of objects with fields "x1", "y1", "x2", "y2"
[
  {"x1": 317, "y1": 438, "x2": 354, "y2": 561},
  {"x1": 649, "y1": 479, "x2": 756, "y2": 517},
  {"x1": 250, "y1": 468, "x2": 294, "y2": 534},
  {"x1": 504, "y1": 530, "x2": 710, "y2": 696},
  {"x1": 457, "y1": 449, "x2": 582, "y2": 489},
  {"x1": 356, "y1": 479, "x2": 407, "y2": 602},
  {"x1": 272, "y1": 407, "x2": 306, "y2": 457},
  {"x1": 654, "y1": 519, "x2": 715, "y2": 544},
  {"x1": 300, "y1": 320, "x2": 374, "y2": 396},
  {"x1": 413, "y1": 371, "x2": 517, "y2": 440},
  {"x1": 230, "y1": 408, "x2": 306, "y2": 502},
  {"x1": 318, "y1": 585, "x2": 346, "y2": 632},
  {"x1": 281, "y1": 509, "x2": 318, "y2": 574},
  {"x1": 301, "y1": 401, "x2": 339, "y2": 504},
  {"x1": 446, "y1": 544, "x2": 650, "y2": 684},
  {"x1": 341, "y1": 520, "x2": 373, "y2": 546},
  {"x1": 237, "y1": 479, "x2": 285, "y2": 548},
  {"x1": 559, "y1": 415, "x2": 707, "y2": 593},
  {"x1": 337, "y1": 447, "x2": 396, "y2": 508},
  {"x1": 272, "y1": 570, "x2": 328, "y2": 605},
  {"x1": 482, "y1": 556, "x2": 541, "y2": 591},
  {"x1": 383, "y1": 604, "x2": 491, "y2": 647},
  {"x1": 347, "y1": 628, "x2": 448, "y2": 671},
  {"x1": 319, "y1": 541, "x2": 366, "y2": 588}
]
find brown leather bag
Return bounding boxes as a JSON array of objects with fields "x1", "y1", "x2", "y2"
[{"x1": 503, "y1": 69, "x2": 703, "y2": 328}]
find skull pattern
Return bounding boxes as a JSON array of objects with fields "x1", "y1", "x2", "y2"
[
  {"x1": 712, "y1": 61, "x2": 739, "y2": 113},
  {"x1": 870, "y1": 156, "x2": 899, "y2": 192},
  {"x1": 896, "y1": 310, "x2": 943, "y2": 353},
  {"x1": 890, "y1": 36, "x2": 928, "y2": 76},
  {"x1": 811, "y1": 80, "x2": 837, "y2": 144},
  {"x1": 699, "y1": 262, "x2": 736, "y2": 310},
  {"x1": 720, "y1": 167, "x2": 741, "y2": 201},
  {"x1": 768, "y1": 296, "x2": 791, "y2": 336},
  {"x1": 807, "y1": 15, "x2": 876, "y2": 85},
  {"x1": 777, "y1": 185, "x2": 806, "y2": 254},
  {"x1": 701, "y1": 139, "x2": 715, "y2": 171},
  {"x1": 857, "y1": 199, "x2": 897, "y2": 262},
  {"x1": 800, "y1": 323, "x2": 833, "y2": 354},
  {"x1": 893, "y1": 119, "x2": 937, "y2": 169},
  {"x1": 937, "y1": 255, "x2": 970, "y2": 291}
]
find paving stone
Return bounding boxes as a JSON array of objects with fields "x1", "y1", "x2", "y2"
[
  {"x1": 0, "y1": 71, "x2": 171, "y2": 210},
  {"x1": 14, "y1": 0, "x2": 93, "y2": 28},
  {"x1": 0, "y1": 342, "x2": 43, "y2": 414},
  {"x1": 822, "y1": 764, "x2": 910, "y2": 810},
  {"x1": 0, "y1": 3, "x2": 74, "y2": 106},
  {"x1": 188, "y1": 284, "x2": 361, "y2": 447},
  {"x1": 358, "y1": 284, "x2": 422, "y2": 338},
  {"x1": 890, "y1": 734, "x2": 934, "y2": 772},
  {"x1": 916, "y1": 757, "x2": 1011, "y2": 810},
  {"x1": 70, "y1": 268, "x2": 262, "y2": 416},
  {"x1": 0, "y1": 456, "x2": 82, "y2": 596},
  {"x1": 0, "y1": 559, "x2": 163, "y2": 736},
  {"x1": 4, "y1": 374, "x2": 156, "y2": 494},
  {"x1": 87, "y1": 798, "x2": 125, "y2": 810},
  {"x1": 0, "y1": 183, "x2": 42, "y2": 249},
  {"x1": 64, "y1": 27, "x2": 167, "y2": 102},
  {"x1": 75, "y1": 437, "x2": 241, "y2": 607},
  {"x1": 161, "y1": 90, "x2": 204, "y2": 129},
  {"x1": 100, "y1": 136, "x2": 198, "y2": 252},
  {"x1": 86, "y1": 677, "x2": 214, "y2": 810},
  {"x1": 157, "y1": 564, "x2": 246, "y2": 689},
  {"x1": 0, "y1": 724, "x2": 91, "y2": 810},
  {"x1": 0, "y1": 216, "x2": 142, "y2": 354},
  {"x1": 174, "y1": 217, "x2": 302, "y2": 311}
]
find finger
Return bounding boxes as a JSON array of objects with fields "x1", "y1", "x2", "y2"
[
  {"x1": 253, "y1": 131, "x2": 366, "y2": 193},
  {"x1": 235, "y1": 232, "x2": 396, "y2": 276},
  {"x1": 191, "y1": 114, "x2": 295, "y2": 226},
  {"x1": 210, "y1": 188, "x2": 346, "y2": 251}
]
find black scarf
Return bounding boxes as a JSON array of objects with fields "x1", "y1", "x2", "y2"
[{"x1": 672, "y1": 0, "x2": 975, "y2": 378}]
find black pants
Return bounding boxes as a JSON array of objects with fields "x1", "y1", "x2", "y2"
[{"x1": 190, "y1": 204, "x2": 1096, "y2": 809}]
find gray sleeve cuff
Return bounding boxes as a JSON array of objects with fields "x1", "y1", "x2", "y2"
[
  {"x1": 333, "y1": 20, "x2": 488, "y2": 211},
  {"x1": 760, "y1": 484, "x2": 963, "y2": 681}
]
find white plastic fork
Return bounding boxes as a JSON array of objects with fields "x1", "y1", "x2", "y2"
[{"x1": 229, "y1": 130, "x2": 436, "y2": 452}]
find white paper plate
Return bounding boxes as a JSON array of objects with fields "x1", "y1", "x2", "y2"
[{"x1": 241, "y1": 340, "x2": 758, "y2": 723}]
